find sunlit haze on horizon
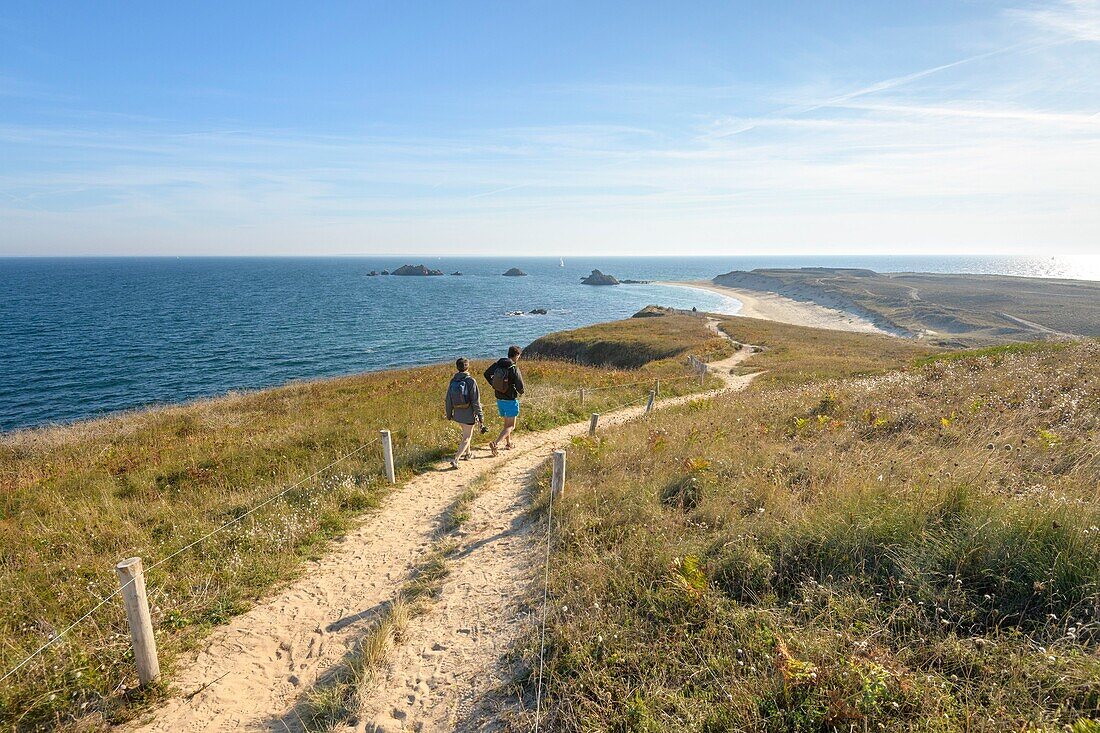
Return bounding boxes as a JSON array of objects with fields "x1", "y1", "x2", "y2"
[{"x1": 2, "y1": 1, "x2": 1099, "y2": 256}]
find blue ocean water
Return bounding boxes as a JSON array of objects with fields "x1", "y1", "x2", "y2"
[{"x1": 2, "y1": 255, "x2": 1098, "y2": 432}]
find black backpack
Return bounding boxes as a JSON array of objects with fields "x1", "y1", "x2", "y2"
[{"x1": 490, "y1": 364, "x2": 511, "y2": 395}]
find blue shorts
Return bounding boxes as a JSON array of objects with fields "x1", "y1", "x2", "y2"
[{"x1": 497, "y1": 399, "x2": 520, "y2": 418}]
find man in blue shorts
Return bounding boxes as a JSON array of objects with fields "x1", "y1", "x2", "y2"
[{"x1": 484, "y1": 345, "x2": 525, "y2": 456}]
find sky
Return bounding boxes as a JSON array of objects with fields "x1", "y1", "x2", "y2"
[{"x1": 1, "y1": 1, "x2": 1098, "y2": 256}]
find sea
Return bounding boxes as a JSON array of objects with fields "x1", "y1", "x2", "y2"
[{"x1": 2, "y1": 254, "x2": 1098, "y2": 433}]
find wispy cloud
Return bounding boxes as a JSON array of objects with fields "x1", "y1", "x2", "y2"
[
  {"x1": 1, "y1": 1, "x2": 1098, "y2": 255},
  {"x1": 1019, "y1": 0, "x2": 1100, "y2": 43}
]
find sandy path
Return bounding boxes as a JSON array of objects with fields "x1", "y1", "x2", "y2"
[
  {"x1": 129, "y1": 322, "x2": 755, "y2": 733},
  {"x1": 129, "y1": 448, "x2": 496, "y2": 732},
  {"x1": 356, "y1": 321, "x2": 757, "y2": 732},
  {"x1": 663, "y1": 280, "x2": 897, "y2": 335}
]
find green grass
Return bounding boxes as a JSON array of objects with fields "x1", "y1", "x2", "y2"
[
  {"x1": 524, "y1": 337, "x2": 1100, "y2": 731},
  {"x1": 0, "y1": 329, "x2": 713, "y2": 731},
  {"x1": 913, "y1": 341, "x2": 1065, "y2": 366},
  {"x1": 525, "y1": 313, "x2": 732, "y2": 370}
]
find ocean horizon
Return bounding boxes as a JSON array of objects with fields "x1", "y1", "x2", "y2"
[{"x1": 3, "y1": 254, "x2": 1099, "y2": 433}]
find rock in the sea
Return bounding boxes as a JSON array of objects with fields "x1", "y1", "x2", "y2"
[
  {"x1": 506, "y1": 310, "x2": 525, "y2": 316},
  {"x1": 620, "y1": 279, "x2": 649, "y2": 284},
  {"x1": 581, "y1": 269, "x2": 620, "y2": 285},
  {"x1": 393, "y1": 264, "x2": 445, "y2": 276},
  {"x1": 451, "y1": 271, "x2": 463, "y2": 276},
  {"x1": 529, "y1": 308, "x2": 548, "y2": 315},
  {"x1": 502, "y1": 267, "x2": 527, "y2": 277},
  {"x1": 367, "y1": 270, "x2": 379, "y2": 276},
  {"x1": 381, "y1": 269, "x2": 390, "y2": 275}
]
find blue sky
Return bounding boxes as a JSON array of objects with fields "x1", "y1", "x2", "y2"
[{"x1": 1, "y1": 1, "x2": 1098, "y2": 256}]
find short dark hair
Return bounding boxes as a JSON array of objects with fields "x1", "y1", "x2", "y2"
[
  {"x1": 508, "y1": 345, "x2": 522, "y2": 359},
  {"x1": 456, "y1": 357, "x2": 470, "y2": 371}
]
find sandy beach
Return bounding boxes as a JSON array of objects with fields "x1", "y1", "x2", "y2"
[{"x1": 662, "y1": 280, "x2": 899, "y2": 336}]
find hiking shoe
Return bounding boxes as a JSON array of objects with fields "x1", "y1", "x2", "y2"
[
  {"x1": 489, "y1": 441, "x2": 499, "y2": 456},
  {"x1": 449, "y1": 458, "x2": 460, "y2": 470}
]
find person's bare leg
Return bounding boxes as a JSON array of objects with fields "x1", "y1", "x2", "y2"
[
  {"x1": 453, "y1": 423, "x2": 474, "y2": 467},
  {"x1": 494, "y1": 416, "x2": 516, "y2": 450}
]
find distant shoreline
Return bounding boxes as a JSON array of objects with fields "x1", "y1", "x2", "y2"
[{"x1": 659, "y1": 280, "x2": 900, "y2": 336}]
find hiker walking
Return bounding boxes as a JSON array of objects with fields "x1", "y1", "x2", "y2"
[
  {"x1": 484, "y1": 345, "x2": 524, "y2": 456},
  {"x1": 445, "y1": 357, "x2": 483, "y2": 469}
]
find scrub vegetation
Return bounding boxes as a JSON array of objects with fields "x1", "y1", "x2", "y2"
[
  {"x1": 714, "y1": 268, "x2": 1100, "y2": 346},
  {"x1": 524, "y1": 338, "x2": 1100, "y2": 731},
  {"x1": 525, "y1": 312, "x2": 733, "y2": 370},
  {"x1": 0, "y1": 324, "x2": 717, "y2": 731},
  {"x1": 717, "y1": 316, "x2": 942, "y2": 386}
]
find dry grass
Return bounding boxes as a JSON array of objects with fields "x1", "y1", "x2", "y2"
[
  {"x1": 525, "y1": 338, "x2": 1100, "y2": 731},
  {"x1": 525, "y1": 313, "x2": 732, "y2": 370},
  {"x1": 0, "y1": 338, "x2": 709, "y2": 730},
  {"x1": 715, "y1": 268, "x2": 1100, "y2": 345},
  {"x1": 718, "y1": 316, "x2": 941, "y2": 386}
]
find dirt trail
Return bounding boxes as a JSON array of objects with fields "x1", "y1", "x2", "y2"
[
  {"x1": 356, "y1": 321, "x2": 756, "y2": 732},
  {"x1": 130, "y1": 322, "x2": 756, "y2": 732}
]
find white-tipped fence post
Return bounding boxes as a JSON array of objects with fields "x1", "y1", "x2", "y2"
[
  {"x1": 588, "y1": 412, "x2": 600, "y2": 436},
  {"x1": 380, "y1": 429, "x2": 396, "y2": 484},
  {"x1": 115, "y1": 557, "x2": 160, "y2": 687},
  {"x1": 551, "y1": 449, "x2": 567, "y2": 496},
  {"x1": 645, "y1": 390, "x2": 656, "y2": 414},
  {"x1": 579, "y1": 387, "x2": 585, "y2": 406}
]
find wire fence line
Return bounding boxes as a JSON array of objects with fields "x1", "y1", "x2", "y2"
[
  {"x1": 532, "y1": 451, "x2": 557, "y2": 733},
  {"x1": 2, "y1": 355, "x2": 718, "y2": 687},
  {"x1": 532, "y1": 358, "x2": 721, "y2": 717},
  {"x1": 0, "y1": 436, "x2": 383, "y2": 685}
]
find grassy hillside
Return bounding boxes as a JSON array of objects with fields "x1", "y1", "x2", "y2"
[
  {"x1": 528, "y1": 338, "x2": 1099, "y2": 731},
  {"x1": 0, "y1": 336, "x2": 711, "y2": 730},
  {"x1": 717, "y1": 316, "x2": 941, "y2": 385},
  {"x1": 525, "y1": 312, "x2": 732, "y2": 369},
  {"x1": 715, "y1": 268, "x2": 1100, "y2": 346}
]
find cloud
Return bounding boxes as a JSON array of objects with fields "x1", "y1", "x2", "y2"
[
  {"x1": 1, "y1": 1, "x2": 1098, "y2": 255},
  {"x1": 1019, "y1": 0, "x2": 1100, "y2": 43}
]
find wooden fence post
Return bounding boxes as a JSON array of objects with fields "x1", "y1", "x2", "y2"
[
  {"x1": 655, "y1": 379, "x2": 661, "y2": 397},
  {"x1": 380, "y1": 429, "x2": 396, "y2": 484},
  {"x1": 645, "y1": 390, "x2": 656, "y2": 414},
  {"x1": 115, "y1": 557, "x2": 160, "y2": 686},
  {"x1": 579, "y1": 387, "x2": 585, "y2": 406},
  {"x1": 588, "y1": 412, "x2": 600, "y2": 436},
  {"x1": 699, "y1": 363, "x2": 708, "y2": 386},
  {"x1": 551, "y1": 449, "x2": 567, "y2": 496}
]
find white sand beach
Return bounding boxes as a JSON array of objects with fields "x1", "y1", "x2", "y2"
[{"x1": 662, "y1": 280, "x2": 899, "y2": 336}]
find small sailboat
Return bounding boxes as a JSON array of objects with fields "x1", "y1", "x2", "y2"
[{"x1": 559, "y1": 258, "x2": 565, "y2": 267}]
